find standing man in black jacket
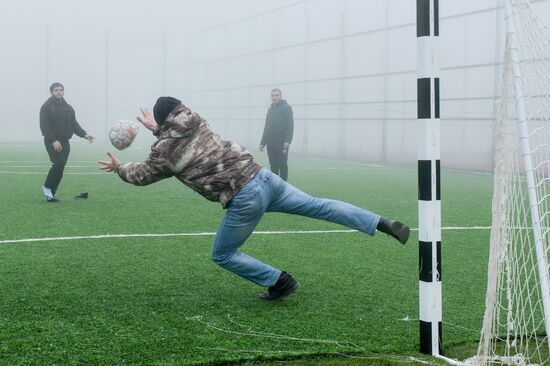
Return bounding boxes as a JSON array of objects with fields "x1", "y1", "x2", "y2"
[
  {"x1": 259, "y1": 88, "x2": 294, "y2": 181},
  {"x1": 40, "y1": 82, "x2": 94, "y2": 202}
]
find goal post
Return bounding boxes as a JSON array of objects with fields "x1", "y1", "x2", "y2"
[{"x1": 416, "y1": 0, "x2": 442, "y2": 356}]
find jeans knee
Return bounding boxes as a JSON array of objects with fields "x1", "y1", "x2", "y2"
[
  {"x1": 212, "y1": 251, "x2": 232, "y2": 267},
  {"x1": 312, "y1": 198, "x2": 338, "y2": 219},
  {"x1": 311, "y1": 197, "x2": 327, "y2": 211}
]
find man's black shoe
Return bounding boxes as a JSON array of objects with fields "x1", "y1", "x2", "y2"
[
  {"x1": 377, "y1": 218, "x2": 410, "y2": 244},
  {"x1": 260, "y1": 271, "x2": 299, "y2": 301},
  {"x1": 74, "y1": 192, "x2": 88, "y2": 199},
  {"x1": 46, "y1": 197, "x2": 60, "y2": 203}
]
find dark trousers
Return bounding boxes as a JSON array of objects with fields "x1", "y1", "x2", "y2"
[
  {"x1": 44, "y1": 138, "x2": 70, "y2": 195},
  {"x1": 266, "y1": 142, "x2": 289, "y2": 181}
]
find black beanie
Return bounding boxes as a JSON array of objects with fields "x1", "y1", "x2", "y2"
[
  {"x1": 50, "y1": 82, "x2": 64, "y2": 93},
  {"x1": 153, "y1": 96, "x2": 182, "y2": 125}
]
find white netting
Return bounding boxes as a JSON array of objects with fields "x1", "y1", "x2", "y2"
[{"x1": 473, "y1": 0, "x2": 550, "y2": 365}]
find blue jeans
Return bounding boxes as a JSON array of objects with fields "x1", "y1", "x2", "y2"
[{"x1": 211, "y1": 168, "x2": 381, "y2": 287}]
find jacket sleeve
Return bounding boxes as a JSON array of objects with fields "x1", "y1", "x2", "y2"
[
  {"x1": 69, "y1": 106, "x2": 87, "y2": 138},
  {"x1": 116, "y1": 144, "x2": 173, "y2": 186},
  {"x1": 39, "y1": 104, "x2": 56, "y2": 142},
  {"x1": 260, "y1": 116, "x2": 268, "y2": 146},
  {"x1": 284, "y1": 105, "x2": 294, "y2": 144}
]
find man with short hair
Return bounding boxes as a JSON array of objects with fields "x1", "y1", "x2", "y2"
[
  {"x1": 260, "y1": 88, "x2": 293, "y2": 181},
  {"x1": 99, "y1": 97, "x2": 410, "y2": 301},
  {"x1": 40, "y1": 82, "x2": 94, "y2": 202}
]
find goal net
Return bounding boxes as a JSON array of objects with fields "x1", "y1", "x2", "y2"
[{"x1": 473, "y1": 0, "x2": 550, "y2": 365}]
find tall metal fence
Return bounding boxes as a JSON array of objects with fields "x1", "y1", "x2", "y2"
[
  {"x1": 4, "y1": 0, "x2": 550, "y2": 171},
  {"x1": 158, "y1": 0, "x2": 506, "y2": 170}
]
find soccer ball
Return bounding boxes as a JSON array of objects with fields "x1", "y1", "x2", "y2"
[{"x1": 109, "y1": 120, "x2": 139, "y2": 150}]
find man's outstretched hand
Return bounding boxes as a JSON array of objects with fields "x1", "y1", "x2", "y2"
[
  {"x1": 137, "y1": 107, "x2": 157, "y2": 132},
  {"x1": 98, "y1": 152, "x2": 122, "y2": 173},
  {"x1": 85, "y1": 134, "x2": 95, "y2": 143}
]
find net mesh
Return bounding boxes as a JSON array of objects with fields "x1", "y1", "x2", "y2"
[{"x1": 472, "y1": 0, "x2": 550, "y2": 365}]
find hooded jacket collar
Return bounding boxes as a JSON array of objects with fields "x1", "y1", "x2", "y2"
[
  {"x1": 48, "y1": 96, "x2": 67, "y2": 105},
  {"x1": 271, "y1": 99, "x2": 287, "y2": 107},
  {"x1": 155, "y1": 105, "x2": 200, "y2": 139}
]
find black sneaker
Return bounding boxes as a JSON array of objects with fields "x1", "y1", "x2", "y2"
[
  {"x1": 74, "y1": 192, "x2": 88, "y2": 199},
  {"x1": 260, "y1": 271, "x2": 299, "y2": 301},
  {"x1": 46, "y1": 197, "x2": 60, "y2": 203},
  {"x1": 377, "y1": 218, "x2": 410, "y2": 245}
]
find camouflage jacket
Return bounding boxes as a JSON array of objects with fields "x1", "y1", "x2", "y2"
[{"x1": 115, "y1": 106, "x2": 262, "y2": 208}]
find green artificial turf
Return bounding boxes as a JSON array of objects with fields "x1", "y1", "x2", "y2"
[{"x1": 0, "y1": 143, "x2": 492, "y2": 365}]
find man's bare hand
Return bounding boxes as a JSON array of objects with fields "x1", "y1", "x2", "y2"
[
  {"x1": 85, "y1": 134, "x2": 95, "y2": 143},
  {"x1": 98, "y1": 152, "x2": 122, "y2": 172},
  {"x1": 137, "y1": 107, "x2": 157, "y2": 132},
  {"x1": 52, "y1": 140, "x2": 62, "y2": 152}
]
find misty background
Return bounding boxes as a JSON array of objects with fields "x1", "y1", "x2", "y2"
[{"x1": 2, "y1": 0, "x2": 550, "y2": 171}]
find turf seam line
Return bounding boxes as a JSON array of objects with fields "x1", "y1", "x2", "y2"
[{"x1": 187, "y1": 315, "x2": 366, "y2": 351}]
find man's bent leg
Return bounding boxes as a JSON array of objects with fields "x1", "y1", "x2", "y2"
[{"x1": 211, "y1": 172, "x2": 281, "y2": 287}]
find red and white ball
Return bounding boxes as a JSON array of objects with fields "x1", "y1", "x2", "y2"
[{"x1": 109, "y1": 120, "x2": 139, "y2": 150}]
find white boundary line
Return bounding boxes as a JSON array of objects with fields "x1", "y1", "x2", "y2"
[
  {"x1": 0, "y1": 171, "x2": 109, "y2": 175},
  {"x1": 1, "y1": 167, "x2": 389, "y2": 174},
  {"x1": 0, "y1": 165, "x2": 99, "y2": 168},
  {"x1": 0, "y1": 168, "x2": 373, "y2": 175},
  {"x1": 0, "y1": 160, "x2": 99, "y2": 163},
  {"x1": 0, "y1": 159, "x2": 494, "y2": 176},
  {"x1": 0, "y1": 227, "x2": 491, "y2": 245}
]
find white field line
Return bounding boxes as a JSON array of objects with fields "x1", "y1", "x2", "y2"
[
  {"x1": 0, "y1": 160, "x2": 98, "y2": 163},
  {"x1": 0, "y1": 165, "x2": 98, "y2": 168},
  {"x1": 0, "y1": 167, "x2": 410, "y2": 175},
  {"x1": 0, "y1": 226, "x2": 491, "y2": 245},
  {"x1": 0, "y1": 168, "x2": 368, "y2": 175},
  {"x1": 0, "y1": 171, "x2": 108, "y2": 175},
  {"x1": 0, "y1": 167, "x2": 494, "y2": 176},
  {"x1": 0, "y1": 163, "x2": 108, "y2": 175},
  {"x1": 310, "y1": 157, "x2": 493, "y2": 176},
  {"x1": 0, "y1": 160, "x2": 493, "y2": 176},
  {"x1": 0, "y1": 166, "x2": 496, "y2": 176}
]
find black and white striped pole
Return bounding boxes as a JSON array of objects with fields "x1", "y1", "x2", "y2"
[{"x1": 416, "y1": 0, "x2": 442, "y2": 355}]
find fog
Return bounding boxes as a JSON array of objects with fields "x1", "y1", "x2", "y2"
[{"x1": 2, "y1": 0, "x2": 550, "y2": 170}]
